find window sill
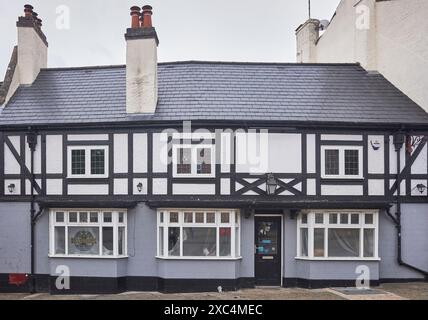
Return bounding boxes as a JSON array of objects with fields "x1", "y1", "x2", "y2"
[
  {"x1": 156, "y1": 256, "x2": 242, "y2": 261},
  {"x1": 49, "y1": 255, "x2": 128, "y2": 259},
  {"x1": 295, "y1": 257, "x2": 380, "y2": 261},
  {"x1": 320, "y1": 177, "x2": 364, "y2": 181}
]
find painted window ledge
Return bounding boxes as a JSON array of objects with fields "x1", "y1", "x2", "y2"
[
  {"x1": 155, "y1": 256, "x2": 243, "y2": 261},
  {"x1": 48, "y1": 254, "x2": 129, "y2": 259},
  {"x1": 295, "y1": 257, "x2": 381, "y2": 262}
]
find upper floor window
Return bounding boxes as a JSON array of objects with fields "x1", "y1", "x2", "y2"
[
  {"x1": 321, "y1": 146, "x2": 363, "y2": 179},
  {"x1": 49, "y1": 209, "x2": 127, "y2": 258},
  {"x1": 157, "y1": 210, "x2": 240, "y2": 259},
  {"x1": 68, "y1": 146, "x2": 108, "y2": 178},
  {"x1": 297, "y1": 211, "x2": 378, "y2": 260},
  {"x1": 173, "y1": 145, "x2": 215, "y2": 178}
]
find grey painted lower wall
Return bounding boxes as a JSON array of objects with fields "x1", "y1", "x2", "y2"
[
  {"x1": 378, "y1": 204, "x2": 428, "y2": 279},
  {"x1": 0, "y1": 201, "x2": 427, "y2": 292},
  {"x1": 0, "y1": 202, "x2": 30, "y2": 274}
]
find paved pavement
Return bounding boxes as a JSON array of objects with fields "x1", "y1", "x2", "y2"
[{"x1": 0, "y1": 282, "x2": 427, "y2": 300}]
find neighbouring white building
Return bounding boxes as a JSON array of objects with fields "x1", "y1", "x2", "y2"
[{"x1": 296, "y1": 0, "x2": 428, "y2": 112}]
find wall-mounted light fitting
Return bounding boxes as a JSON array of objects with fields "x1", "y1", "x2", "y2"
[
  {"x1": 266, "y1": 173, "x2": 278, "y2": 195},
  {"x1": 416, "y1": 183, "x2": 427, "y2": 194},
  {"x1": 8, "y1": 184, "x2": 16, "y2": 193},
  {"x1": 370, "y1": 140, "x2": 381, "y2": 150},
  {"x1": 137, "y1": 182, "x2": 143, "y2": 193}
]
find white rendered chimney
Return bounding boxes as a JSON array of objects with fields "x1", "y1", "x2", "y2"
[
  {"x1": 295, "y1": 19, "x2": 320, "y2": 63},
  {"x1": 125, "y1": 5, "x2": 159, "y2": 114},
  {"x1": 17, "y1": 4, "x2": 48, "y2": 85}
]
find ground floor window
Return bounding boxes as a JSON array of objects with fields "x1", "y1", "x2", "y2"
[
  {"x1": 49, "y1": 209, "x2": 127, "y2": 258},
  {"x1": 157, "y1": 209, "x2": 240, "y2": 259},
  {"x1": 297, "y1": 210, "x2": 378, "y2": 259}
]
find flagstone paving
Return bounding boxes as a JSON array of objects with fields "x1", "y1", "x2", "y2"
[{"x1": 0, "y1": 282, "x2": 426, "y2": 300}]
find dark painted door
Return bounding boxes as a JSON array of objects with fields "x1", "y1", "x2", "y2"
[{"x1": 254, "y1": 216, "x2": 282, "y2": 286}]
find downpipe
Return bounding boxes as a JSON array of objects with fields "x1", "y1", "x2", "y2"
[
  {"x1": 27, "y1": 131, "x2": 44, "y2": 293},
  {"x1": 389, "y1": 133, "x2": 428, "y2": 280}
]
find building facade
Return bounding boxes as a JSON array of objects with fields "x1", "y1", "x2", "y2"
[
  {"x1": 0, "y1": 5, "x2": 427, "y2": 294},
  {"x1": 296, "y1": 0, "x2": 428, "y2": 112}
]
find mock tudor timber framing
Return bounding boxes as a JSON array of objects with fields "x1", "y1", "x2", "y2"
[{"x1": 1, "y1": 126, "x2": 427, "y2": 203}]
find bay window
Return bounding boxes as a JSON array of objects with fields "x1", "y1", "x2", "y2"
[
  {"x1": 50, "y1": 209, "x2": 127, "y2": 258},
  {"x1": 297, "y1": 211, "x2": 378, "y2": 259},
  {"x1": 157, "y1": 210, "x2": 240, "y2": 259}
]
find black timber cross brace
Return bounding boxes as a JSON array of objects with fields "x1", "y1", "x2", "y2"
[
  {"x1": 4, "y1": 135, "x2": 43, "y2": 195},
  {"x1": 234, "y1": 176, "x2": 302, "y2": 196},
  {"x1": 389, "y1": 135, "x2": 427, "y2": 196}
]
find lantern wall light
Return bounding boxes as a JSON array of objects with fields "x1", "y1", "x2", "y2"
[
  {"x1": 137, "y1": 182, "x2": 143, "y2": 193},
  {"x1": 8, "y1": 183, "x2": 16, "y2": 193},
  {"x1": 266, "y1": 173, "x2": 278, "y2": 195}
]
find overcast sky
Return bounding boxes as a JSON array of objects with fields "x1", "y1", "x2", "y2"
[{"x1": 0, "y1": 0, "x2": 341, "y2": 76}]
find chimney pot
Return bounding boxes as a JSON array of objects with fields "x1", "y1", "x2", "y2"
[
  {"x1": 130, "y1": 6, "x2": 141, "y2": 29},
  {"x1": 141, "y1": 5, "x2": 153, "y2": 28},
  {"x1": 24, "y1": 4, "x2": 34, "y2": 17}
]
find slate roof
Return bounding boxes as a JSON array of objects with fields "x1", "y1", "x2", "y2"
[{"x1": 1, "y1": 61, "x2": 428, "y2": 127}]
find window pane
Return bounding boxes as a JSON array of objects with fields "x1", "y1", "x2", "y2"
[
  {"x1": 168, "y1": 227, "x2": 180, "y2": 256},
  {"x1": 206, "y1": 212, "x2": 215, "y2": 223},
  {"x1": 221, "y1": 212, "x2": 230, "y2": 223},
  {"x1": 325, "y1": 149, "x2": 339, "y2": 175},
  {"x1": 55, "y1": 227, "x2": 65, "y2": 254},
  {"x1": 183, "y1": 227, "x2": 216, "y2": 256},
  {"x1": 158, "y1": 227, "x2": 164, "y2": 256},
  {"x1": 169, "y1": 212, "x2": 179, "y2": 223},
  {"x1": 351, "y1": 214, "x2": 359, "y2": 224},
  {"x1": 328, "y1": 229, "x2": 360, "y2": 257},
  {"x1": 364, "y1": 229, "x2": 374, "y2": 257},
  {"x1": 90, "y1": 212, "x2": 98, "y2": 223},
  {"x1": 90, "y1": 149, "x2": 105, "y2": 175},
  {"x1": 300, "y1": 228, "x2": 308, "y2": 257},
  {"x1": 184, "y1": 212, "x2": 193, "y2": 223},
  {"x1": 301, "y1": 213, "x2": 308, "y2": 224},
  {"x1": 118, "y1": 212, "x2": 124, "y2": 223},
  {"x1": 365, "y1": 214, "x2": 374, "y2": 224},
  {"x1": 195, "y1": 212, "x2": 204, "y2": 223},
  {"x1": 103, "y1": 212, "x2": 112, "y2": 223},
  {"x1": 71, "y1": 149, "x2": 85, "y2": 175},
  {"x1": 314, "y1": 228, "x2": 325, "y2": 257},
  {"x1": 315, "y1": 213, "x2": 324, "y2": 224},
  {"x1": 177, "y1": 148, "x2": 191, "y2": 174},
  {"x1": 68, "y1": 227, "x2": 99, "y2": 255},
  {"x1": 235, "y1": 227, "x2": 240, "y2": 256},
  {"x1": 79, "y1": 212, "x2": 88, "y2": 223},
  {"x1": 56, "y1": 212, "x2": 64, "y2": 223},
  {"x1": 197, "y1": 148, "x2": 212, "y2": 174},
  {"x1": 118, "y1": 227, "x2": 126, "y2": 256},
  {"x1": 220, "y1": 227, "x2": 231, "y2": 257},
  {"x1": 329, "y1": 213, "x2": 338, "y2": 224},
  {"x1": 69, "y1": 212, "x2": 77, "y2": 223},
  {"x1": 102, "y1": 227, "x2": 114, "y2": 256},
  {"x1": 340, "y1": 214, "x2": 348, "y2": 224},
  {"x1": 159, "y1": 212, "x2": 164, "y2": 223},
  {"x1": 345, "y1": 149, "x2": 359, "y2": 175}
]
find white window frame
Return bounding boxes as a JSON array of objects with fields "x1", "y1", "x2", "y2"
[
  {"x1": 49, "y1": 209, "x2": 127, "y2": 258},
  {"x1": 321, "y1": 146, "x2": 363, "y2": 179},
  {"x1": 156, "y1": 209, "x2": 241, "y2": 260},
  {"x1": 296, "y1": 210, "x2": 379, "y2": 261},
  {"x1": 172, "y1": 144, "x2": 215, "y2": 178},
  {"x1": 67, "y1": 146, "x2": 109, "y2": 178}
]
